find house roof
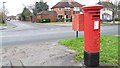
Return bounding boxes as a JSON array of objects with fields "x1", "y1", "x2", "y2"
[
  {"x1": 97, "y1": 1, "x2": 114, "y2": 8},
  {"x1": 51, "y1": 1, "x2": 83, "y2": 9},
  {"x1": 37, "y1": 11, "x2": 57, "y2": 15},
  {"x1": 103, "y1": 12, "x2": 110, "y2": 15}
]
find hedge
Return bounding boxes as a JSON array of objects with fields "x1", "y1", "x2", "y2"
[{"x1": 37, "y1": 18, "x2": 51, "y2": 23}]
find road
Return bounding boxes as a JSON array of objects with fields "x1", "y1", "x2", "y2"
[{"x1": 0, "y1": 20, "x2": 119, "y2": 46}]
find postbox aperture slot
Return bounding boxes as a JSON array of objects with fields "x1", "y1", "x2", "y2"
[
  {"x1": 93, "y1": 15, "x2": 99, "y2": 19},
  {"x1": 93, "y1": 15, "x2": 99, "y2": 17},
  {"x1": 88, "y1": 11, "x2": 100, "y2": 15}
]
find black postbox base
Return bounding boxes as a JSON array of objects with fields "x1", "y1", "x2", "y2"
[{"x1": 84, "y1": 51, "x2": 99, "y2": 67}]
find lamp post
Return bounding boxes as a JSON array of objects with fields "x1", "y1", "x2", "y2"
[{"x1": 2, "y1": 2, "x2": 6, "y2": 24}]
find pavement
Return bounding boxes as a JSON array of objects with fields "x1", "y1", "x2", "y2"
[
  {"x1": 1, "y1": 42, "x2": 118, "y2": 67},
  {"x1": 0, "y1": 26, "x2": 7, "y2": 30},
  {"x1": 1, "y1": 42, "x2": 83, "y2": 67},
  {"x1": 47, "y1": 22, "x2": 72, "y2": 26}
]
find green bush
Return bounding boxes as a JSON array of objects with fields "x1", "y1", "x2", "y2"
[
  {"x1": 115, "y1": 17, "x2": 120, "y2": 21},
  {"x1": 42, "y1": 18, "x2": 50, "y2": 23},
  {"x1": 37, "y1": 18, "x2": 50, "y2": 23},
  {"x1": 66, "y1": 18, "x2": 72, "y2": 22},
  {"x1": 57, "y1": 18, "x2": 72, "y2": 22},
  {"x1": 57, "y1": 18, "x2": 64, "y2": 22}
]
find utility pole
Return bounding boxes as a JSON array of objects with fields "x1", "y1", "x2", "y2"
[{"x1": 2, "y1": 2, "x2": 6, "y2": 24}]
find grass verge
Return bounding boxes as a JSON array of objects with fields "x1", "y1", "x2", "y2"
[
  {"x1": 58, "y1": 35, "x2": 119, "y2": 65},
  {"x1": 50, "y1": 22, "x2": 70, "y2": 24},
  {"x1": 101, "y1": 23, "x2": 120, "y2": 26},
  {"x1": 100, "y1": 21, "x2": 120, "y2": 26},
  {"x1": 0, "y1": 23, "x2": 6, "y2": 26}
]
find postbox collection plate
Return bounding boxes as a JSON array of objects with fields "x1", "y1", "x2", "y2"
[{"x1": 94, "y1": 20, "x2": 99, "y2": 30}]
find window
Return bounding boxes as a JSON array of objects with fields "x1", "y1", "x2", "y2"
[
  {"x1": 65, "y1": 7, "x2": 70, "y2": 11},
  {"x1": 58, "y1": 8, "x2": 62, "y2": 11},
  {"x1": 58, "y1": 15, "x2": 63, "y2": 19},
  {"x1": 74, "y1": 7, "x2": 80, "y2": 11}
]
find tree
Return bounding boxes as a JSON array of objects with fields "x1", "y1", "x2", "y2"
[
  {"x1": 28, "y1": 4, "x2": 37, "y2": 16},
  {"x1": 100, "y1": 0, "x2": 119, "y2": 23},
  {"x1": 28, "y1": 0, "x2": 49, "y2": 16},
  {"x1": 21, "y1": 7, "x2": 32, "y2": 21},
  {"x1": 0, "y1": 6, "x2": 9, "y2": 24},
  {"x1": 35, "y1": 0, "x2": 49, "y2": 13},
  {"x1": 111, "y1": 0, "x2": 119, "y2": 23}
]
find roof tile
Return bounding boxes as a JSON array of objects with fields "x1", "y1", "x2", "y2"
[{"x1": 51, "y1": 1, "x2": 83, "y2": 9}]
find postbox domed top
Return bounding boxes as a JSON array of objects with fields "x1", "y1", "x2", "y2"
[{"x1": 82, "y1": 5, "x2": 103, "y2": 11}]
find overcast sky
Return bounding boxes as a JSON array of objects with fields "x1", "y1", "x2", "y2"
[{"x1": 0, "y1": 0, "x2": 114, "y2": 16}]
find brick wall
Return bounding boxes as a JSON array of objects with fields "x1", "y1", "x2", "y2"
[
  {"x1": 53, "y1": 8, "x2": 65, "y2": 15},
  {"x1": 37, "y1": 14, "x2": 57, "y2": 22}
]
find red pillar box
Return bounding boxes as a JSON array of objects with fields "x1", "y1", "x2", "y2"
[
  {"x1": 82, "y1": 5, "x2": 103, "y2": 67},
  {"x1": 72, "y1": 14, "x2": 84, "y2": 31}
]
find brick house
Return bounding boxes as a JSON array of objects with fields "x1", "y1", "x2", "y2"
[
  {"x1": 37, "y1": 11, "x2": 57, "y2": 22},
  {"x1": 51, "y1": 0, "x2": 83, "y2": 20}
]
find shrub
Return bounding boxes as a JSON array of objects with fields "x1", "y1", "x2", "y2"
[
  {"x1": 115, "y1": 17, "x2": 120, "y2": 21},
  {"x1": 66, "y1": 18, "x2": 72, "y2": 22},
  {"x1": 42, "y1": 18, "x2": 50, "y2": 23},
  {"x1": 57, "y1": 18, "x2": 72, "y2": 22},
  {"x1": 37, "y1": 18, "x2": 50, "y2": 23},
  {"x1": 57, "y1": 18, "x2": 64, "y2": 22}
]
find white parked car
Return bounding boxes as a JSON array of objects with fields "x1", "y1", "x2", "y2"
[{"x1": 7, "y1": 18, "x2": 11, "y2": 21}]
